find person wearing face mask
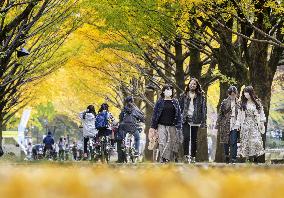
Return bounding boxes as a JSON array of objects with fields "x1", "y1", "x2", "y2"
[
  {"x1": 235, "y1": 86, "x2": 266, "y2": 163},
  {"x1": 179, "y1": 78, "x2": 207, "y2": 163},
  {"x1": 149, "y1": 84, "x2": 183, "y2": 163},
  {"x1": 215, "y1": 86, "x2": 240, "y2": 163}
]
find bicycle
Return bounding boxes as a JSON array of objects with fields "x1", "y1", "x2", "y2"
[
  {"x1": 45, "y1": 148, "x2": 55, "y2": 161},
  {"x1": 93, "y1": 136, "x2": 111, "y2": 163},
  {"x1": 121, "y1": 133, "x2": 139, "y2": 163}
]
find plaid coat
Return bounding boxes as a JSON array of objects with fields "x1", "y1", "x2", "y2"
[{"x1": 216, "y1": 97, "x2": 240, "y2": 143}]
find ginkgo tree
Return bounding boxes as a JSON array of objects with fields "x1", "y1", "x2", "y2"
[{"x1": 0, "y1": 0, "x2": 81, "y2": 146}]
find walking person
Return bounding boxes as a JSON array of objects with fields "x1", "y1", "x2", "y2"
[
  {"x1": 79, "y1": 105, "x2": 97, "y2": 159},
  {"x1": 58, "y1": 137, "x2": 65, "y2": 161},
  {"x1": 235, "y1": 86, "x2": 266, "y2": 163},
  {"x1": 43, "y1": 131, "x2": 55, "y2": 157},
  {"x1": 72, "y1": 140, "x2": 78, "y2": 161},
  {"x1": 216, "y1": 86, "x2": 240, "y2": 163},
  {"x1": 149, "y1": 84, "x2": 183, "y2": 163},
  {"x1": 116, "y1": 96, "x2": 145, "y2": 163},
  {"x1": 179, "y1": 78, "x2": 207, "y2": 163}
]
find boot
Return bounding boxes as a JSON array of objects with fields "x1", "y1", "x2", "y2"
[
  {"x1": 253, "y1": 155, "x2": 258, "y2": 164},
  {"x1": 225, "y1": 155, "x2": 230, "y2": 164},
  {"x1": 230, "y1": 158, "x2": 237, "y2": 164}
]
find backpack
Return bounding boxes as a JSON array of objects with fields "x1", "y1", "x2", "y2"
[
  {"x1": 95, "y1": 111, "x2": 109, "y2": 129},
  {"x1": 119, "y1": 110, "x2": 138, "y2": 133}
]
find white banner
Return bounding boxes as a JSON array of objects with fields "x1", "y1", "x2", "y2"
[{"x1": 18, "y1": 108, "x2": 31, "y2": 145}]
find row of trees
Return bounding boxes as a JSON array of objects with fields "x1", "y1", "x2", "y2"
[
  {"x1": 79, "y1": 0, "x2": 284, "y2": 162},
  {"x1": 0, "y1": 0, "x2": 81, "y2": 146},
  {"x1": 2, "y1": 0, "x2": 282, "y2": 163}
]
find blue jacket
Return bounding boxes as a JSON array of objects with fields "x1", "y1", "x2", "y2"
[
  {"x1": 151, "y1": 98, "x2": 182, "y2": 130},
  {"x1": 43, "y1": 135, "x2": 54, "y2": 146}
]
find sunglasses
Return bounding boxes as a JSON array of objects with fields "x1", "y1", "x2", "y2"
[{"x1": 165, "y1": 86, "x2": 172, "y2": 90}]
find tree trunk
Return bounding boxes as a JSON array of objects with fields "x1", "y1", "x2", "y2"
[
  {"x1": 174, "y1": 35, "x2": 185, "y2": 97},
  {"x1": 189, "y1": 48, "x2": 201, "y2": 79},
  {"x1": 0, "y1": 116, "x2": 3, "y2": 146},
  {"x1": 249, "y1": 36, "x2": 272, "y2": 163},
  {"x1": 187, "y1": 27, "x2": 209, "y2": 161},
  {"x1": 144, "y1": 68, "x2": 155, "y2": 161},
  {"x1": 164, "y1": 41, "x2": 172, "y2": 78},
  {"x1": 214, "y1": 82, "x2": 228, "y2": 162},
  {"x1": 213, "y1": 19, "x2": 236, "y2": 163},
  {"x1": 196, "y1": 89, "x2": 209, "y2": 162},
  {"x1": 247, "y1": 3, "x2": 282, "y2": 162}
]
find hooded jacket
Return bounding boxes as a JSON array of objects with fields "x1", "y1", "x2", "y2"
[{"x1": 79, "y1": 111, "x2": 97, "y2": 137}]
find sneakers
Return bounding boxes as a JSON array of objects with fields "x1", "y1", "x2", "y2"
[
  {"x1": 161, "y1": 158, "x2": 170, "y2": 163},
  {"x1": 190, "y1": 157, "x2": 196, "y2": 163},
  {"x1": 184, "y1": 155, "x2": 190, "y2": 163},
  {"x1": 183, "y1": 155, "x2": 196, "y2": 163},
  {"x1": 230, "y1": 159, "x2": 237, "y2": 164}
]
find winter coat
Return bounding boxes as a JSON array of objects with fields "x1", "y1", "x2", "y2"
[
  {"x1": 43, "y1": 135, "x2": 54, "y2": 146},
  {"x1": 117, "y1": 105, "x2": 145, "y2": 140},
  {"x1": 235, "y1": 99, "x2": 266, "y2": 134},
  {"x1": 179, "y1": 92, "x2": 207, "y2": 128},
  {"x1": 79, "y1": 111, "x2": 97, "y2": 137},
  {"x1": 216, "y1": 97, "x2": 240, "y2": 143},
  {"x1": 151, "y1": 98, "x2": 182, "y2": 130}
]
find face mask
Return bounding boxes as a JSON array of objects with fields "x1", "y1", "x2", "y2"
[
  {"x1": 244, "y1": 92, "x2": 251, "y2": 99},
  {"x1": 164, "y1": 89, "x2": 172, "y2": 97}
]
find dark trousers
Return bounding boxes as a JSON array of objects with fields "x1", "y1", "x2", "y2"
[
  {"x1": 83, "y1": 137, "x2": 89, "y2": 154},
  {"x1": 223, "y1": 129, "x2": 238, "y2": 160},
  {"x1": 44, "y1": 144, "x2": 53, "y2": 156},
  {"x1": 116, "y1": 140, "x2": 124, "y2": 162},
  {"x1": 59, "y1": 150, "x2": 65, "y2": 160},
  {"x1": 183, "y1": 123, "x2": 199, "y2": 157},
  {"x1": 98, "y1": 128, "x2": 112, "y2": 137}
]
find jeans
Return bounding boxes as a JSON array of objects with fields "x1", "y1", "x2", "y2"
[
  {"x1": 223, "y1": 129, "x2": 238, "y2": 160},
  {"x1": 183, "y1": 123, "x2": 199, "y2": 157},
  {"x1": 133, "y1": 130, "x2": 140, "y2": 152}
]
